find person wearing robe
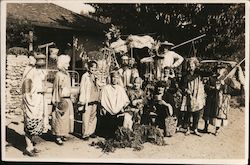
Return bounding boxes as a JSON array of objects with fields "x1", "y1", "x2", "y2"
[
  {"x1": 203, "y1": 65, "x2": 241, "y2": 135},
  {"x1": 51, "y1": 55, "x2": 74, "y2": 145},
  {"x1": 154, "y1": 41, "x2": 184, "y2": 80},
  {"x1": 99, "y1": 70, "x2": 130, "y2": 138},
  {"x1": 78, "y1": 61, "x2": 99, "y2": 140},
  {"x1": 22, "y1": 56, "x2": 47, "y2": 157},
  {"x1": 181, "y1": 57, "x2": 206, "y2": 137}
]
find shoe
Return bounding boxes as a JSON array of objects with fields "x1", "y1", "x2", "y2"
[
  {"x1": 82, "y1": 136, "x2": 89, "y2": 141},
  {"x1": 23, "y1": 149, "x2": 37, "y2": 157},
  {"x1": 200, "y1": 128, "x2": 208, "y2": 133},
  {"x1": 185, "y1": 130, "x2": 190, "y2": 136},
  {"x1": 214, "y1": 130, "x2": 220, "y2": 136},
  {"x1": 90, "y1": 134, "x2": 97, "y2": 138},
  {"x1": 32, "y1": 148, "x2": 41, "y2": 153},
  {"x1": 61, "y1": 136, "x2": 68, "y2": 141},
  {"x1": 185, "y1": 128, "x2": 190, "y2": 136},
  {"x1": 194, "y1": 129, "x2": 202, "y2": 137},
  {"x1": 55, "y1": 138, "x2": 63, "y2": 145}
]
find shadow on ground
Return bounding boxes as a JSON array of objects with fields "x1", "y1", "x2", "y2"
[{"x1": 6, "y1": 126, "x2": 26, "y2": 152}]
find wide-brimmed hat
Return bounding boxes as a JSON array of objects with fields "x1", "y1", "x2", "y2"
[{"x1": 160, "y1": 41, "x2": 174, "y2": 48}]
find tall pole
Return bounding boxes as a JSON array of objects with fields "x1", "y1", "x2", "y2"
[{"x1": 171, "y1": 34, "x2": 206, "y2": 50}]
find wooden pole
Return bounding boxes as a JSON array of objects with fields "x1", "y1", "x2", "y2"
[
  {"x1": 29, "y1": 31, "x2": 33, "y2": 51},
  {"x1": 171, "y1": 34, "x2": 206, "y2": 50}
]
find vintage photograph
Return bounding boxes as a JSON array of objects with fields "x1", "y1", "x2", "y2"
[{"x1": 1, "y1": 0, "x2": 249, "y2": 164}]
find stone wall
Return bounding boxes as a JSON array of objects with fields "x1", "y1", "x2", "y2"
[{"x1": 5, "y1": 55, "x2": 29, "y2": 114}]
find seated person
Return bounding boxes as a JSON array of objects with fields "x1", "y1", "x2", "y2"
[
  {"x1": 99, "y1": 70, "x2": 130, "y2": 138},
  {"x1": 126, "y1": 77, "x2": 146, "y2": 126},
  {"x1": 152, "y1": 81, "x2": 175, "y2": 136}
]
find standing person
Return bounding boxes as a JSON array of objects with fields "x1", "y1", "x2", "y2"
[
  {"x1": 118, "y1": 55, "x2": 131, "y2": 88},
  {"x1": 128, "y1": 58, "x2": 140, "y2": 85},
  {"x1": 51, "y1": 55, "x2": 74, "y2": 145},
  {"x1": 22, "y1": 55, "x2": 47, "y2": 157},
  {"x1": 181, "y1": 57, "x2": 206, "y2": 136},
  {"x1": 154, "y1": 41, "x2": 184, "y2": 80},
  {"x1": 203, "y1": 65, "x2": 241, "y2": 135},
  {"x1": 78, "y1": 61, "x2": 99, "y2": 140},
  {"x1": 99, "y1": 70, "x2": 130, "y2": 138}
]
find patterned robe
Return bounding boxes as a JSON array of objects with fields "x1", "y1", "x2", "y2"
[{"x1": 22, "y1": 67, "x2": 47, "y2": 135}]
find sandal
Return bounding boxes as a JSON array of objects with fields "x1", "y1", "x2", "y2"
[
  {"x1": 32, "y1": 148, "x2": 41, "y2": 153},
  {"x1": 62, "y1": 136, "x2": 68, "y2": 141},
  {"x1": 23, "y1": 149, "x2": 37, "y2": 157},
  {"x1": 55, "y1": 138, "x2": 63, "y2": 145}
]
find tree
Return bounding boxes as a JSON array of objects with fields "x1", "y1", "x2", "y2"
[
  {"x1": 6, "y1": 14, "x2": 37, "y2": 49},
  {"x1": 90, "y1": 3, "x2": 245, "y2": 61}
]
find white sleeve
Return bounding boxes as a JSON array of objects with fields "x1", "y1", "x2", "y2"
[{"x1": 172, "y1": 52, "x2": 184, "y2": 67}]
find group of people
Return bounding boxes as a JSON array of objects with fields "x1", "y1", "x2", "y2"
[{"x1": 20, "y1": 41, "x2": 242, "y2": 157}]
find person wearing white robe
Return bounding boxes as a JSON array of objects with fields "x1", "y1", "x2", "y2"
[{"x1": 100, "y1": 71, "x2": 130, "y2": 137}]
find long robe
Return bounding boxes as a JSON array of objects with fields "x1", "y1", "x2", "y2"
[
  {"x1": 181, "y1": 71, "x2": 206, "y2": 112},
  {"x1": 22, "y1": 67, "x2": 47, "y2": 135},
  {"x1": 51, "y1": 70, "x2": 74, "y2": 136},
  {"x1": 204, "y1": 76, "x2": 240, "y2": 127}
]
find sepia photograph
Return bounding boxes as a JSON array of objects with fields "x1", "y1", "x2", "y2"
[{"x1": 1, "y1": 0, "x2": 249, "y2": 164}]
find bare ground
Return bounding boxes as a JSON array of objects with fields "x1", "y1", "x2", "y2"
[{"x1": 4, "y1": 103, "x2": 246, "y2": 162}]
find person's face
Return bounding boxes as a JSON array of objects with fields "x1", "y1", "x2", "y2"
[
  {"x1": 122, "y1": 59, "x2": 129, "y2": 65},
  {"x1": 157, "y1": 86, "x2": 165, "y2": 94},
  {"x1": 190, "y1": 62, "x2": 196, "y2": 71},
  {"x1": 111, "y1": 75, "x2": 119, "y2": 85},
  {"x1": 164, "y1": 69, "x2": 170, "y2": 76},
  {"x1": 129, "y1": 59, "x2": 135, "y2": 67},
  {"x1": 63, "y1": 61, "x2": 70, "y2": 70},
  {"x1": 134, "y1": 80, "x2": 141, "y2": 90},
  {"x1": 164, "y1": 47, "x2": 170, "y2": 52},
  {"x1": 89, "y1": 64, "x2": 97, "y2": 74}
]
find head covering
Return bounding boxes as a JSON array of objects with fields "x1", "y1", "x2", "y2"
[
  {"x1": 121, "y1": 55, "x2": 129, "y2": 60},
  {"x1": 57, "y1": 55, "x2": 71, "y2": 70},
  {"x1": 29, "y1": 56, "x2": 36, "y2": 66},
  {"x1": 160, "y1": 41, "x2": 174, "y2": 48}
]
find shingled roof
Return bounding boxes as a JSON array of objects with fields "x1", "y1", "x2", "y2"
[{"x1": 7, "y1": 3, "x2": 108, "y2": 33}]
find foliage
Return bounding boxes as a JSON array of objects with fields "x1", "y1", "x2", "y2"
[
  {"x1": 6, "y1": 15, "x2": 37, "y2": 49},
  {"x1": 90, "y1": 3, "x2": 245, "y2": 60},
  {"x1": 90, "y1": 124, "x2": 166, "y2": 153},
  {"x1": 7, "y1": 47, "x2": 30, "y2": 56}
]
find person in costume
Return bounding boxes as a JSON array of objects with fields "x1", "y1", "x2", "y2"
[
  {"x1": 154, "y1": 41, "x2": 184, "y2": 80},
  {"x1": 22, "y1": 55, "x2": 47, "y2": 156},
  {"x1": 203, "y1": 65, "x2": 241, "y2": 135},
  {"x1": 51, "y1": 55, "x2": 74, "y2": 145},
  {"x1": 99, "y1": 70, "x2": 130, "y2": 138},
  {"x1": 181, "y1": 57, "x2": 206, "y2": 137}
]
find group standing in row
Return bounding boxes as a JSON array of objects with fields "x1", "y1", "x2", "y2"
[{"x1": 21, "y1": 41, "x2": 242, "y2": 157}]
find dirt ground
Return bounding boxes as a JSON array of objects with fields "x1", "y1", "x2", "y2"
[{"x1": 4, "y1": 98, "x2": 247, "y2": 163}]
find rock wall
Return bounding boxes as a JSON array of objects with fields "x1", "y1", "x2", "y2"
[{"x1": 5, "y1": 55, "x2": 29, "y2": 114}]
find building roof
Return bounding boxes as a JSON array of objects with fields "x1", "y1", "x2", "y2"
[{"x1": 7, "y1": 3, "x2": 108, "y2": 33}]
